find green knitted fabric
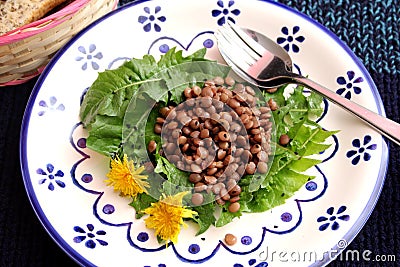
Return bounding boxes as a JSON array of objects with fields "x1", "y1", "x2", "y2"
[{"x1": 280, "y1": 0, "x2": 400, "y2": 75}]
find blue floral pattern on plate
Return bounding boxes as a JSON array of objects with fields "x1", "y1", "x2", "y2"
[
  {"x1": 317, "y1": 206, "x2": 350, "y2": 231},
  {"x1": 73, "y1": 224, "x2": 108, "y2": 249},
  {"x1": 346, "y1": 135, "x2": 377, "y2": 165},
  {"x1": 38, "y1": 96, "x2": 65, "y2": 116},
  {"x1": 75, "y1": 44, "x2": 103, "y2": 71},
  {"x1": 138, "y1": 6, "x2": 166, "y2": 32},
  {"x1": 233, "y1": 259, "x2": 268, "y2": 267},
  {"x1": 212, "y1": 0, "x2": 241, "y2": 26},
  {"x1": 37, "y1": 164, "x2": 65, "y2": 191},
  {"x1": 277, "y1": 26, "x2": 305, "y2": 53},
  {"x1": 336, "y1": 71, "x2": 364, "y2": 99}
]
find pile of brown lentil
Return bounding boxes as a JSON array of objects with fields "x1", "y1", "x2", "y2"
[{"x1": 148, "y1": 76, "x2": 273, "y2": 212}]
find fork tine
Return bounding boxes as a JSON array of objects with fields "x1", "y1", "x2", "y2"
[
  {"x1": 219, "y1": 23, "x2": 261, "y2": 63},
  {"x1": 226, "y1": 21, "x2": 267, "y2": 57},
  {"x1": 215, "y1": 31, "x2": 254, "y2": 72},
  {"x1": 217, "y1": 29, "x2": 259, "y2": 65},
  {"x1": 216, "y1": 37, "x2": 257, "y2": 84}
]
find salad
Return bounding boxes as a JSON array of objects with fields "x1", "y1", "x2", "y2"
[{"x1": 79, "y1": 47, "x2": 336, "y2": 245}]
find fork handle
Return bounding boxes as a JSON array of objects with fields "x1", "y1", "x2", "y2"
[{"x1": 293, "y1": 76, "x2": 400, "y2": 146}]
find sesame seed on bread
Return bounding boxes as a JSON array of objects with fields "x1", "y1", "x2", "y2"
[{"x1": 0, "y1": 0, "x2": 69, "y2": 35}]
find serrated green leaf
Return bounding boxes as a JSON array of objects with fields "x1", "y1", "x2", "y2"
[
  {"x1": 144, "y1": 105, "x2": 163, "y2": 153},
  {"x1": 244, "y1": 188, "x2": 279, "y2": 212},
  {"x1": 290, "y1": 123, "x2": 335, "y2": 157},
  {"x1": 80, "y1": 56, "x2": 158, "y2": 126},
  {"x1": 263, "y1": 85, "x2": 286, "y2": 107},
  {"x1": 274, "y1": 168, "x2": 311, "y2": 194},
  {"x1": 216, "y1": 204, "x2": 241, "y2": 227},
  {"x1": 288, "y1": 157, "x2": 321, "y2": 172},
  {"x1": 312, "y1": 129, "x2": 339, "y2": 143},
  {"x1": 247, "y1": 174, "x2": 266, "y2": 192},
  {"x1": 301, "y1": 141, "x2": 332, "y2": 157},
  {"x1": 85, "y1": 115, "x2": 122, "y2": 156},
  {"x1": 307, "y1": 92, "x2": 324, "y2": 118},
  {"x1": 153, "y1": 154, "x2": 192, "y2": 195},
  {"x1": 192, "y1": 200, "x2": 216, "y2": 235},
  {"x1": 267, "y1": 146, "x2": 299, "y2": 178}
]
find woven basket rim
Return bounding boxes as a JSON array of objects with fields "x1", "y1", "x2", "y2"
[
  {"x1": 1, "y1": 0, "x2": 119, "y2": 86},
  {"x1": 0, "y1": 0, "x2": 92, "y2": 45}
]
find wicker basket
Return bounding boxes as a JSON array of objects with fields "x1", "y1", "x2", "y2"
[{"x1": 0, "y1": 0, "x2": 119, "y2": 86}]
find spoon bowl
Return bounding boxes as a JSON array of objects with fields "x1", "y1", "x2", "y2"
[{"x1": 242, "y1": 28, "x2": 293, "y2": 71}]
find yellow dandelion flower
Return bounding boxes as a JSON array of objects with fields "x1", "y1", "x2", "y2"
[
  {"x1": 105, "y1": 154, "x2": 149, "y2": 198},
  {"x1": 143, "y1": 191, "x2": 197, "y2": 244}
]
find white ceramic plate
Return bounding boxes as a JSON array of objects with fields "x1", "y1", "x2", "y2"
[{"x1": 20, "y1": 0, "x2": 388, "y2": 266}]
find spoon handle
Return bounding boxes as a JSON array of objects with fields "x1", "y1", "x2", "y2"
[{"x1": 293, "y1": 76, "x2": 400, "y2": 146}]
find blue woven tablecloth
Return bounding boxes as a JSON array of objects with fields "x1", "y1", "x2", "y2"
[{"x1": 0, "y1": 0, "x2": 398, "y2": 266}]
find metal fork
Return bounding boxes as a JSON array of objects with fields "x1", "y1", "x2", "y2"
[{"x1": 215, "y1": 21, "x2": 400, "y2": 146}]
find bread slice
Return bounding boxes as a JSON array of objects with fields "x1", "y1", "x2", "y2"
[{"x1": 0, "y1": 0, "x2": 69, "y2": 35}]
